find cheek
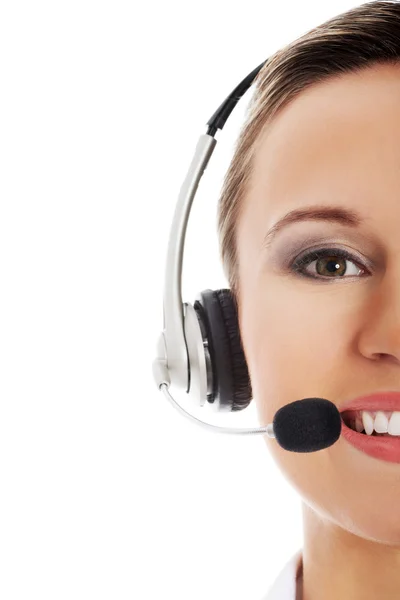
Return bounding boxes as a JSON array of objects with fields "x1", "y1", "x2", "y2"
[
  {"x1": 238, "y1": 281, "x2": 355, "y2": 480},
  {"x1": 240, "y1": 283, "x2": 344, "y2": 423},
  {"x1": 239, "y1": 279, "x2": 400, "y2": 544},
  {"x1": 238, "y1": 286, "x2": 400, "y2": 544}
]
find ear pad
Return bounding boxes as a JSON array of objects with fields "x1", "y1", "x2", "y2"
[{"x1": 193, "y1": 289, "x2": 252, "y2": 411}]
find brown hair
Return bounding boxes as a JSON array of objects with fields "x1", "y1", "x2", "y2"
[{"x1": 217, "y1": 0, "x2": 400, "y2": 311}]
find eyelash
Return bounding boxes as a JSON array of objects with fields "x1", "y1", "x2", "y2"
[{"x1": 290, "y1": 247, "x2": 369, "y2": 281}]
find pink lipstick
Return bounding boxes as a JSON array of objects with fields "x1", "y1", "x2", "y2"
[{"x1": 339, "y1": 391, "x2": 400, "y2": 464}]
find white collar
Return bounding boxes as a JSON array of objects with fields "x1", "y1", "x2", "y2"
[{"x1": 261, "y1": 548, "x2": 303, "y2": 600}]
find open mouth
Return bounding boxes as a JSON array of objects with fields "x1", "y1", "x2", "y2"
[{"x1": 341, "y1": 410, "x2": 397, "y2": 437}]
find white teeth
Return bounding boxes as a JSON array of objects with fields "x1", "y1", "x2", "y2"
[
  {"x1": 362, "y1": 411, "x2": 375, "y2": 435},
  {"x1": 374, "y1": 411, "x2": 388, "y2": 433},
  {"x1": 355, "y1": 411, "x2": 400, "y2": 436},
  {"x1": 388, "y1": 412, "x2": 400, "y2": 436},
  {"x1": 355, "y1": 415, "x2": 364, "y2": 432}
]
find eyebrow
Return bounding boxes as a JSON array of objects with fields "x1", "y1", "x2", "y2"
[{"x1": 262, "y1": 205, "x2": 365, "y2": 250}]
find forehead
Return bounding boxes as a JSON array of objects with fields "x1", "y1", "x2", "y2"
[
  {"x1": 252, "y1": 62, "x2": 400, "y2": 196},
  {"x1": 237, "y1": 62, "x2": 400, "y2": 254}
]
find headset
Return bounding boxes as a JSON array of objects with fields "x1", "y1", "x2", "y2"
[{"x1": 151, "y1": 57, "x2": 342, "y2": 448}]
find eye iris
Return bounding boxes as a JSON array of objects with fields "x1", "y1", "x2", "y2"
[{"x1": 316, "y1": 255, "x2": 346, "y2": 277}]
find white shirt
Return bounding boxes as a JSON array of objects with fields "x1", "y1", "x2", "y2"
[{"x1": 260, "y1": 548, "x2": 303, "y2": 600}]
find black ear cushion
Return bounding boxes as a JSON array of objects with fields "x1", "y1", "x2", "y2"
[{"x1": 193, "y1": 289, "x2": 252, "y2": 411}]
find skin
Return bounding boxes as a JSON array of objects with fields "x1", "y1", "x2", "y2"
[{"x1": 235, "y1": 62, "x2": 400, "y2": 600}]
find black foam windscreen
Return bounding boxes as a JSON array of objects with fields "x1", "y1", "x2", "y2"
[{"x1": 273, "y1": 398, "x2": 342, "y2": 452}]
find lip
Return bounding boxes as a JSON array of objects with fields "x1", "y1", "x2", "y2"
[
  {"x1": 339, "y1": 391, "x2": 400, "y2": 464},
  {"x1": 339, "y1": 391, "x2": 400, "y2": 414}
]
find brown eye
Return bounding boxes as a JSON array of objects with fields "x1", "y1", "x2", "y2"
[
  {"x1": 291, "y1": 248, "x2": 367, "y2": 280},
  {"x1": 316, "y1": 254, "x2": 347, "y2": 277}
]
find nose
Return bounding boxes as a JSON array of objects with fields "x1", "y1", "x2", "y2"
[{"x1": 357, "y1": 275, "x2": 400, "y2": 365}]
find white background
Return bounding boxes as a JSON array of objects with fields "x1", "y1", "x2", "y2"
[{"x1": 0, "y1": 1, "x2": 361, "y2": 598}]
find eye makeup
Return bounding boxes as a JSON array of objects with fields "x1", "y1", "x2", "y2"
[
  {"x1": 289, "y1": 246, "x2": 369, "y2": 281},
  {"x1": 265, "y1": 230, "x2": 380, "y2": 281}
]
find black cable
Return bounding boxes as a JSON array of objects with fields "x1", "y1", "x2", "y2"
[{"x1": 206, "y1": 60, "x2": 266, "y2": 136}]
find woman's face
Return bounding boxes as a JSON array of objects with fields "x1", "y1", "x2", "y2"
[{"x1": 236, "y1": 62, "x2": 400, "y2": 545}]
